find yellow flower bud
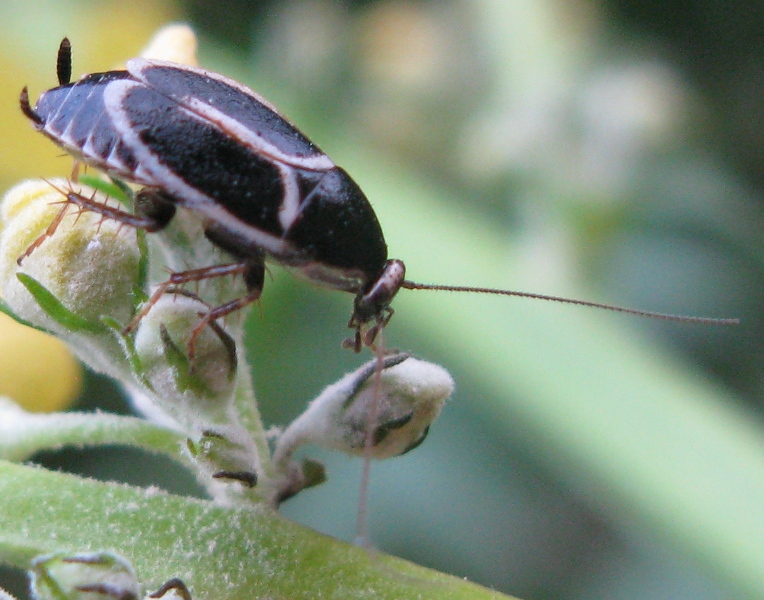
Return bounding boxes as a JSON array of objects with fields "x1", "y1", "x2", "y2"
[
  {"x1": 140, "y1": 23, "x2": 199, "y2": 66},
  {"x1": 0, "y1": 313, "x2": 81, "y2": 412},
  {"x1": 0, "y1": 179, "x2": 141, "y2": 332}
]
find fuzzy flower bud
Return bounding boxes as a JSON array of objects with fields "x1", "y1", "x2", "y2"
[
  {"x1": 132, "y1": 291, "x2": 237, "y2": 428},
  {"x1": 0, "y1": 179, "x2": 141, "y2": 335},
  {"x1": 30, "y1": 552, "x2": 139, "y2": 600},
  {"x1": 274, "y1": 354, "x2": 454, "y2": 464}
]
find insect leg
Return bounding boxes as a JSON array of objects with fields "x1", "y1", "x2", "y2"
[
  {"x1": 61, "y1": 186, "x2": 175, "y2": 232},
  {"x1": 123, "y1": 262, "x2": 250, "y2": 335},
  {"x1": 51, "y1": 187, "x2": 157, "y2": 228},
  {"x1": 186, "y1": 257, "x2": 265, "y2": 360},
  {"x1": 133, "y1": 188, "x2": 177, "y2": 232},
  {"x1": 16, "y1": 201, "x2": 72, "y2": 265},
  {"x1": 124, "y1": 257, "x2": 264, "y2": 361},
  {"x1": 15, "y1": 173, "x2": 134, "y2": 265}
]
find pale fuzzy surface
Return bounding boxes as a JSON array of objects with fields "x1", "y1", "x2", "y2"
[
  {"x1": 274, "y1": 356, "x2": 454, "y2": 463},
  {"x1": 30, "y1": 552, "x2": 139, "y2": 600},
  {"x1": 0, "y1": 179, "x2": 141, "y2": 327},
  {"x1": 133, "y1": 293, "x2": 237, "y2": 427}
]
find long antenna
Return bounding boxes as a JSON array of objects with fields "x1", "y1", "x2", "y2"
[{"x1": 401, "y1": 280, "x2": 739, "y2": 326}]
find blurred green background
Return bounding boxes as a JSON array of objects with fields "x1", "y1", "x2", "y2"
[{"x1": 2, "y1": 0, "x2": 763, "y2": 598}]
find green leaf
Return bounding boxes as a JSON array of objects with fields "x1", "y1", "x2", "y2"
[
  {"x1": 76, "y1": 175, "x2": 132, "y2": 207},
  {"x1": 135, "y1": 226, "x2": 150, "y2": 294},
  {"x1": 0, "y1": 461, "x2": 515, "y2": 600},
  {"x1": 100, "y1": 316, "x2": 153, "y2": 390},
  {"x1": 158, "y1": 324, "x2": 211, "y2": 395},
  {"x1": 16, "y1": 273, "x2": 107, "y2": 335}
]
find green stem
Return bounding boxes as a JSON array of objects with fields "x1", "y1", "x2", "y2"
[
  {"x1": 0, "y1": 401, "x2": 187, "y2": 465},
  {"x1": 231, "y1": 347, "x2": 276, "y2": 483},
  {"x1": 0, "y1": 461, "x2": 515, "y2": 600}
]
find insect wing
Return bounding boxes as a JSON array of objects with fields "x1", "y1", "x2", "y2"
[
  {"x1": 33, "y1": 71, "x2": 142, "y2": 180},
  {"x1": 112, "y1": 60, "x2": 387, "y2": 273},
  {"x1": 126, "y1": 59, "x2": 334, "y2": 170},
  {"x1": 107, "y1": 79, "x2": 289, "y2": 231}
]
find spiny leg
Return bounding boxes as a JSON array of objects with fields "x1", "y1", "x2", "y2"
[
  {"x1": 18, "y1": 184, "x2": 176, "y2": 264},
  {"x1": 16, "y1": 201, "x2": 72, "y2": 264},
  {"x1": 124, "y1": 257, "x2": 265, "y2": 361},
  {"x1": 185, "y1": 258, "x2": 265, "y2": 361},
  {"x1": 123, "y1": 263, "x2": 250, "y2": 334},
  {"x1": 63, "y1": 185, "x2": 176, "y2": 232},
  {"x1": 23, "y1": 180, "x2": 265, "y2": 361},
  {"x1": 158, "y1": 288, "x2": 239, "y2": 371}
]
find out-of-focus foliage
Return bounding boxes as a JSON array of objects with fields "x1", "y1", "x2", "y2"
[
  {"x1": 1, "y1": 1, "x2": 763, "y2": 600},
  {"x1": 0, "y1": 314, "x2": 81, "y2": 411}
]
